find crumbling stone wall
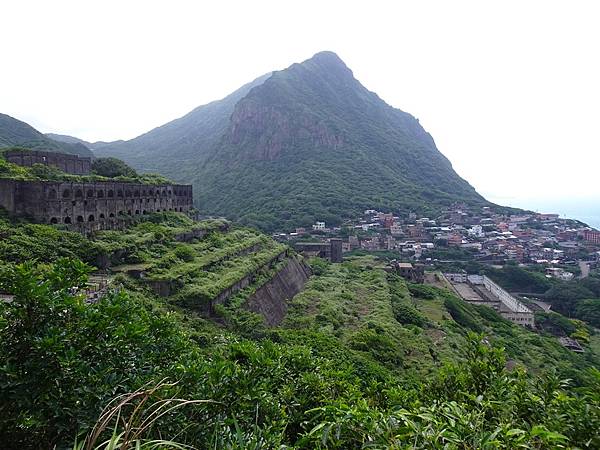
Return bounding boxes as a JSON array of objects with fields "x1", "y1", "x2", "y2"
[
  {"x1": 0, "y1": 179, "x2": 193, "y2": 232},
  {"x1": 4, "y1": 149, "x2": 92, "y2": 175}
]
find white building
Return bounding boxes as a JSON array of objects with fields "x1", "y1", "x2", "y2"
[{"x1": 312, "y1": 221, "x2": 326, "y2": 231}]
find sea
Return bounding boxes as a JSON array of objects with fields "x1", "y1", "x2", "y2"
[{"x1": 487, "y1": 196, "x2": 600, "y2": 230}]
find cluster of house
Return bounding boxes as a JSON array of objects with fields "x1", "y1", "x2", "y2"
[{"x1": 274, "y1": 204, "x2": 600, "y2": 275}]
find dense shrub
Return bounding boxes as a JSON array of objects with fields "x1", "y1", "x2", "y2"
[
  {"x1": 443, "y1": 294, "x2": 483, "y2": 332},
  {"x1": 91, "y1": 156, "x2": 137, "y2": 178}
]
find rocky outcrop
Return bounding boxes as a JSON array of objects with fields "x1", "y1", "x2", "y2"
[{"x1": 245, "y1": 256, "x2": 311, "y2": 326}]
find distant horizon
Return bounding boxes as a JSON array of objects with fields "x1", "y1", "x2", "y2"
[{"x1": 488, "y1": 195, "x2": 600, "y2": 230}]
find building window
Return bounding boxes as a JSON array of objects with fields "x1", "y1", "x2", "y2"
[
  {"x1": 108, "y1": 190, "x2": 114, "y2": 198},
  {"x1": 87, "y1": 189, "x2": 94, "y2": 198},
  {"x1": 62, "y1": 189, "x2": 71, "y2": 198},
  {"x1": 98, "y1": 190, "x2": 104, "y2": 198},
  {"x1": 76, "y1": 216, "x2": 84, "y2": 223},
  {"x1": 88, "y1": 215, "x2": 95, "y2": 222},
  {"x1": 64, "y1": 216, "x2": 72, "y2": 224},
  {"x1": 50, "y1": 217, "x2": 58, "y2": 224},
  {"x1": 117, "y1": 190, "x2": 123, "y2": 198},
  {"x1": 48, "y1": 189, "x2": 57, "y2": 199}
]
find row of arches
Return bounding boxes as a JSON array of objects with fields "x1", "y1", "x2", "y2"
[
  {"x1": 50, "y1": 207, "x2": 186, "y2": 225},
  {"x1": 49, "y1": 187, "x2": 192, "y2": 200}
]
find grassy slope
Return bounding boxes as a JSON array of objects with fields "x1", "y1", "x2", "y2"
[
  {"x1": 2, "y1": 214, "x2": 600, "y2": 448},
  {"x1": 284, "y1": 256, "x2": 600, "y2": 383}
]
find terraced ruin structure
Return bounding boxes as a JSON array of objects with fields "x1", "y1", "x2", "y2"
[
  {"x1": 4, "y1": 149, "x2": 92, "y2": 175},
  {"x1": 0, "y1": 150, "x2": 193, "y2": 232},
  {"x1": 106, "y1": 223, "x2": 311, "y2": 326}
]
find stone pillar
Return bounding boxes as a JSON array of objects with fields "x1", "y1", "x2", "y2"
[{"x1": 330, "y1": 238, "x2": 343, "y2": 263}]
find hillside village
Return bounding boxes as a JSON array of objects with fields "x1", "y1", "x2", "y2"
[{"x1": 277, "y1": 204, "x2": 600, "y2": 277}]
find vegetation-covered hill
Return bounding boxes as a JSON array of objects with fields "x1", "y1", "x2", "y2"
[
  {"x1": 1, "y1": 212, "x2": 599, "y2": 448},
  {"x1": 0, "y1": 113, "x2": 93, "y2": 157},
  {"x1": 94, "y1": 52, "x2": 488, "y2": 231},
  {"x1": 91, "y1": 73, "x2": 272, "y2": 172}
]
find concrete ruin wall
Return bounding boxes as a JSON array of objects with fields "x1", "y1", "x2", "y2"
[
  {"x1": 246, "y1": 256, "x2": 312, "y2": 326},
  {"x1": 5, "y1": 149, "x2": 92, "y2": 175},
  {"x1": 0, "y1": 179, "x2": 193, "y2": 232}
]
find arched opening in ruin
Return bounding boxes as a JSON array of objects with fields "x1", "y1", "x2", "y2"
[
  {"x1": 99, "y1": 213, "x2": 105, "y2": 219},
  {"x1": 135, "y1": 210, "x2": 140, "y2": 215},
  {"x1": 142, "y1": 210, "x2": 147, "y2": 215},
  {"x1": 77, "y1": 216, "x2": 84, "y2": 223},
  {"x1": 64, "y1": 217, "x2": 72, "y2": 224},
  {"x1": 179, "y1": 207, "x2": 183, "y2": 212},
  {"x1": 126, "y1": 190, "x2": 131, "y2": 197},
  {"x1": 127, "y1": 210, "x2": 132, "y2": 216},
  {"x1": 109, "y1": 213, "x2": 115, "y2": 218},
  {"x1": 88, "y1": 215, "x2": 95, "y2": 222},
  {"x1": 50, "y1": 217, "x2": 58, "y2": 224},
  {"x1": 98, "y1": 190, "x2": 104, "y2": 198},
  {"x1": 142, "y1": 190, "x2": 147, "y2": 196},
  {"x1": 62, "y1": 189, "x2": 71, "y2": 198},
  {"x1": 87, "y1": 189, "x2": 94, "y2": 198},
  {"x1": 48, "y1": 189, "x2": 57, "y2": 199},
  {"x1": 118, "y1": 211, "x2": 124, "y2": 216},
  {"x1": 108, "y1": 190, "x2": 114, "y2": 198},
  {"x1": 117, "y1": 190, "x2": 123, "y2": 197},
  {"x1": 75, "y1": 190, "x2": 83, "y2": 198}
]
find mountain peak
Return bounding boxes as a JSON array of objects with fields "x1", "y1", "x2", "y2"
[
  {"x1": 95, "y1": 53, "x2": 486, "y2": 231},
  {"x1": 299, "y1": 51, "x2": 353, "y2": 78}
]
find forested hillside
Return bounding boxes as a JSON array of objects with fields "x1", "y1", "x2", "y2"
[{"x1": 1, "y1": 211, "x2": 599, "y2": 448}]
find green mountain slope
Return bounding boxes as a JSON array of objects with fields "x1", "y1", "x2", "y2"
[
  {"x1": 93, "y1": 73, "x2": 272, "y2": 173},
  {"x1": 0, "y1": 113, "x2": 93, "y2": 157},
  {"x1": 95, "y1": 52, "x2": 488, "y2": 231}
]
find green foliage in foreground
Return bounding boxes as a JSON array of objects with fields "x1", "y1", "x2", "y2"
[
  {"x1": 1, "y1": 259, "x2": 600, "y2": 448},
  {"x1": 0, "y1": 216, "x2": 599, "y2": 449}
]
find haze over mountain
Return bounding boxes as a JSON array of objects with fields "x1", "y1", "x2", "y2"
[
  {"x1": 84, "y1": 52, "x2": 488, "y2": 230},
  {"x1": 0, "y1": 113, "x2": 93, "y2": 157}
]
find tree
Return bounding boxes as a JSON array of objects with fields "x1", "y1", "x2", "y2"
[{"x1": 91, "y1": 157, "x2": 137, "y2": 178}]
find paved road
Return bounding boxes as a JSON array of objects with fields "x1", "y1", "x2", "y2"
[{"x1": 579, "y1": 261, "x2": 590, "y2": 279}]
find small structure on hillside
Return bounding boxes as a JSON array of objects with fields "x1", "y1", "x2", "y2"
[
  {"x1": 558, "y1": 337, "x2": 584, "y2": 353},
  {"x1": 295, "y1": 239, "x2": 343, "y2": 263},
  {"x1": 389, "y1": 261, "x2": 425, "y2": 283}
]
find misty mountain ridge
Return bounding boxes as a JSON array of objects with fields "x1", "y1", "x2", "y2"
[{"x1": 0, "y1": 113, "x2": 93, "y2": 157}]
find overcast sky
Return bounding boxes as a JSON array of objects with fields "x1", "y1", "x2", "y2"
[{"x1": 1, "y1": 0, "x2": 598, "y2": 212}]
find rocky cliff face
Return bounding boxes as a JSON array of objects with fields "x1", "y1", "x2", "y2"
[{"x1": 245, "y1": 256, "x2": 311, "y2": 326}]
